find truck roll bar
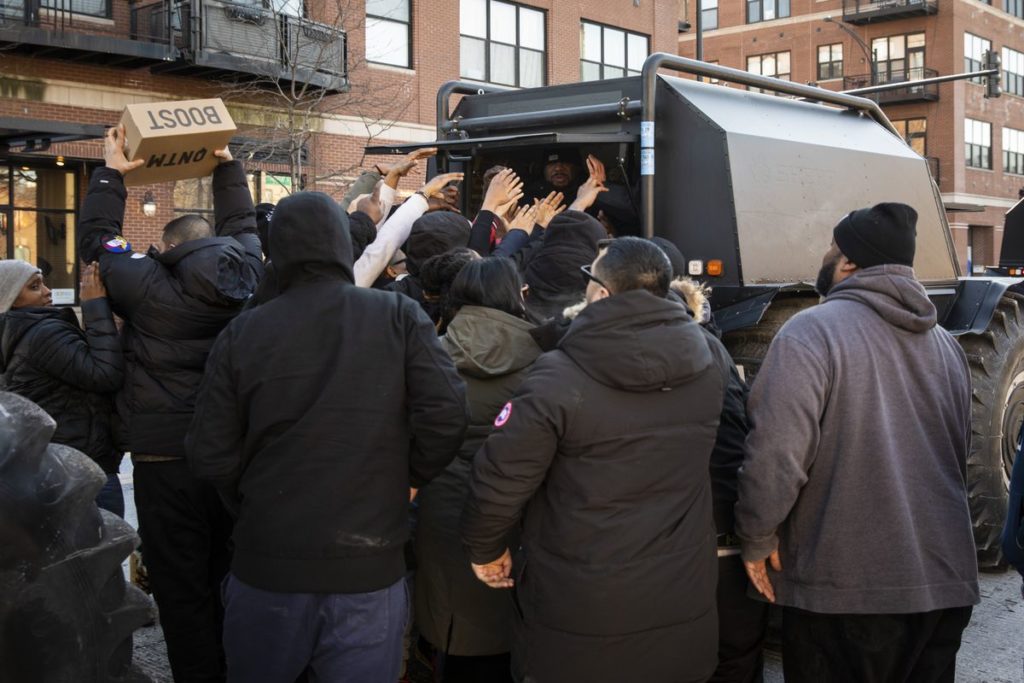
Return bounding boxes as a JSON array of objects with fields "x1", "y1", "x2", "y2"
[{"x1": 436, "y1": 81, "x2": 513, "y2": 139}]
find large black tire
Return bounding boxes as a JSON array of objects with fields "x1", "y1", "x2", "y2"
[
  {"x1": 958, "y1": 292, "x2": 1024, "y2": 569},
  {"x1": 722, "y1": 295, "x2": 818, "y2": 384},
  {"x1": 0, "y1": 392, "x2": 155, "y2": 683}
]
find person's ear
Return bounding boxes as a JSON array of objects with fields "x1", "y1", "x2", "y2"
[{"x1": 837, "y1": 254, "x2": 859, "y2": 274}]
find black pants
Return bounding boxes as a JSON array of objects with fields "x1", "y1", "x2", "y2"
[
  {"x1": 709, "y1": 555, "x2": 769, "y2": 683},
  {"x1": 134, "y1": 459, "x2": 234, "y2": 683},
  {"x1": 782, "y1": 605, "x2": 973, "y2": 683}
]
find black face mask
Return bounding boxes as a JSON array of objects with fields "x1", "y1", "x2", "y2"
[{"x1": 815, "y1": 253, "x2": 841, "y2": 298}]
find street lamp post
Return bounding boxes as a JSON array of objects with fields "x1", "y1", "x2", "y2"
[{"x1": 824, "y1": 15, "x2": 877, "y2": 85}]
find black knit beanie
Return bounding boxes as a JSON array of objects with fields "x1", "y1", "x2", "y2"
[{"x1": 833, "y1": 202, "x2": 918, "y2": 269}]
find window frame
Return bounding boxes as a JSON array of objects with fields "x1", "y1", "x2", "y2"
[
  {"x1": 891, "y1": 118, "x2": 927, "y2": 157},
  {"x1": 1007, "y1": 0, "x2": 1024, "y2": 20},
  {"x1": 701, "y1": 0, "x2": 718, "y2": 31},
  {"x1": 965, "y1": 118, "x2": 993, "y2": 170},
  {"x1": 39, "y1": 0, "x2": 111, "y2": 19},
  {"x1": 746, "y1": 50, "x2": 791, "y2": 93},
  {"x1": 817, "y1": 43, "x2": 843, "y2": 81},
  {"x1": 871, "y1": 32, "x2": 926, "y2": 85},
  {"x1": 1003, "y1": 46, "x2": 1024, "y2": 97},
  {"x1": 579, "y1": 19, "x2": 649, "y2": 82},
  {"x1": 1004, "y1": 127, "x2": 1024, "y2": 176},
  {"x1": 747, "y1": 0, "x2": 790, "y2": 24},
  {"x1": 964, "y1": 33, "x2": 992, "y2": 85},
  {"x1": 365, "y1": 0, "x2": 413, "y2": 69},
  {"x1": 459, "y1": 0, "x2": 547, "y2": 88}
]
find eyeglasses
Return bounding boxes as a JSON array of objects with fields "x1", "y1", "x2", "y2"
[{"x1": 580, "y1": 264, "x2": 610, "y2": 291}]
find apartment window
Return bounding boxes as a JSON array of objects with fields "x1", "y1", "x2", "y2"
[
  {"x1": 580, "y1": 21, "x2": 648, "y2": 81},
  {"x1": 965, "y1": 119, "x2": 992, "y2": 170},
  {"x1": 460, "y1": 0, "x2": 546, "y2": 87},
  {"x1": 1003, "y1": 47, "x2": 1024, "y2": 97},
  {"x1": 40, "y1": 0, "x2": 110, "y2": 18},
  {"x1": 1008, "y1": 0, "x2": 1024, "y2": 18},
  {"x1": 1004, "y1": 128, "x2": 1024, "y2": 175},
  {"x1": 965, "y1": 33, "x2": 991, "y2": 85},
  {"x1": 817, "y1": 43, "x2": 843, "y2": 80},
  {"x1": 702, "y1": 0, "x2": 718, "y2": 31},
  {"x1": 175, "y1": 173, "x2": 279, "y2": 217},
  {"x1": 366, "y1": 0, "x2": 411, "y2": 68},
  {"x1": 747, "y1": 51, "x2": 790, "y2": 93},
  {"x1": 747, "y1": 0, "x2": 789, "y2": 23},
  {"x1": 872, "y1": 33, "x2": 925, "y2": 84},
  {"x1": 892, "y1": 118, "x2": 927, "y2": 157}
]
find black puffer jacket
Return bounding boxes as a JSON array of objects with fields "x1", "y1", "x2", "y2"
[
  {"x1": 186, "y1": 192, "x2": 469, "y2": 595},
  {"x1": 78, "y1": 161, "x2": 262, "y2": 457},
  {"x1": 462, "y1": 290, "x2": 725, "y2": 683},
  {"x1": 0, "y1": 301, "x2": 123, "y2": 472}
]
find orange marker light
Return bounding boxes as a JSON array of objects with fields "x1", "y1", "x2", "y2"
[{"x1": 707, "y1": 260, "x2": 724, "y2": 277}]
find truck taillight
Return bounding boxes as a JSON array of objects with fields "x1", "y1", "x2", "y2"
[{"x1": 707, "y1": 260, "x2": 724, "y2": 277}]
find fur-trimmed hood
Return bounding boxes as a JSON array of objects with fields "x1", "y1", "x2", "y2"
[{"x1": 560, "y1": 277, "x2": 711, "y2": 323}]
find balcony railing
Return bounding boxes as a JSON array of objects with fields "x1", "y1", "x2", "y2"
[
  {"x1": 0, "y1": 0, "x2": 346, "y2": 92},
  {"x1": 0, "y1": 0, "x2": 177, "y2": 65},
  {"x1": 152, "y1": 0, "x2": 348, "y2": 93},
  {"x1": 842, "y1": 0, "x2": 938, "y2": 25},
  {"x1": 843, "y1": 67, "x2": 940, "y2": 104}
]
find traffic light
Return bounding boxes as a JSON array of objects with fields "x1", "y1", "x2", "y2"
[{"x1": 984, "y1": 49, "x2": 1002, "y2": 99}]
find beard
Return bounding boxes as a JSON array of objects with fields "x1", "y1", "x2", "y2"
[{"x1": 814, "y1": 253, "x2": 841, "y2": 297}]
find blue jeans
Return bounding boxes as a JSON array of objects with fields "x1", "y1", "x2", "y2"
[
  {"x1": 222, "y1": 573, "x2": 408, "y2": 683},
  {"x1": 95, "y1": 472, "x2": 124, "y2": 518}
]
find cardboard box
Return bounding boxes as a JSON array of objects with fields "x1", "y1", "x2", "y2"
[{"x1": 119, "y1": 99, "x2": 237, "y2": 186}]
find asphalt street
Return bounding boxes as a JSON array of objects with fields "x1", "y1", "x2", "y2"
[{"x1": 119, "y1": 459, "x2": 1024, "y2": 683}]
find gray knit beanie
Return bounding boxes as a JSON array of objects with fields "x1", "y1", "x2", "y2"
[{"x1": 0, "y1": 260, "x2": 42, "y2": 313}]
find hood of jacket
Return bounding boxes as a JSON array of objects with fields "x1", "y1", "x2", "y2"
[
  {"x1": 152, "y1": 236, "x2": 257, "y2": 306},
  {"x1": 269, "y1": 192, "x2": 354, "y2": 290},
  {"x1": 443, "y1": 306, "x2": 542, "y2": 379},
  {"x1": 825, "y1": 264, "x2": 936, "y2": 333},
  {"x1": 0, "y1": 307, "x2": 76, "y2": 373},
  {"x1": 559, "y1": 289, "x2": 713, "y2": 392},
  {"x1": 406, "y1": 213, "x2": 472, "y2": 276},
  {"x1": 524, "y1": 210, "x2": 606, "y2": 304}
]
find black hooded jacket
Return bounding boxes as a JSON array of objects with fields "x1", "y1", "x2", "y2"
[
  {"x1": 0, "y1": 301, "x2": 123, "y2": 472},
  {"x1": 186, "y1": 192, "x2": 469, "y2": 595},
  {"x1": 523, "y1": 211, "x2": 606, "y2": 320},
  {"x1": 462, "y1": 290, "x2": 724, "y2": 681},
  {"x1": 78, "y1": 162, "x2": 262, "y2": 458}
]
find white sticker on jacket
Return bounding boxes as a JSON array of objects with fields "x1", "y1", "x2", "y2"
[{"x1": 494, "y1": 402, "x2": 513, "y2": 428}]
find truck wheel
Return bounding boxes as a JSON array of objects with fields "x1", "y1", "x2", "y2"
[
  {"x1": 721, "y1": 295, "x2": 818, "y2": 383},
  {"x1": 958, "y1": 292, "x2": 1024, "y2": 569},
  {"x1": 0, "y1": 392, "x2": 155, "y2": 683}
]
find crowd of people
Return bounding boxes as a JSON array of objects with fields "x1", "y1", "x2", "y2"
[{"x1": 0, "y1": 122, "x2": 1021, "y2": 683}]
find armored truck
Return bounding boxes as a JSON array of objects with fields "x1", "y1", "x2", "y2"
[{"x1": 369, "y1": 54, "x2": 1024, "y2": 567}]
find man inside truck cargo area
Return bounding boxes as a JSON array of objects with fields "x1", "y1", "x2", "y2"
[
  {"x1": 519, "y1": 149, "x2": 640, "y2": 235},
  {"x1": 735, "y1": 203, "x2": 980, "y2": 682}
]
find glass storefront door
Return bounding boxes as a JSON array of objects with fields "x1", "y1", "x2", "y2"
[{"x1": 1, "y1": 164, "x2": 79, "y2": 304}]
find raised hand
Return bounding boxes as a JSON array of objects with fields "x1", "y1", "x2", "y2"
[
  {"x1": 380, "y1": 147, "x2": 438, "y2": 187},
  {"x1": 213, "y1": 147, "x2": 233, "y2": 164},
  {"x1": 586, "y1": 154, "x2": 607, "y2": 185},
  {"x1": 481, "y1": 168, "x2": 525, "y2": 215},
  {"x1": 420, "y1": 172, "x2": 465, "y2": 199},
  {"x1": 79, "y1": 262, "x2": 107, "y2": 302},
  {"x1": 509, "y1": 203, "x2": 539, "y2": 232},
  {"x1": 533, "y1": 191, "x2": 566, "y2": 228},
  {"x1": 569, "y1": 177, "x2": 609, "y2": 212},
  {"x1": 103, "y1": 124, "x2": 145, "y2": 176}
]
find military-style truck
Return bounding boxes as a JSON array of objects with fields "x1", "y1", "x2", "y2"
[{"x1": 370, "y1": 54, "x2": 1023, "y2": 567}]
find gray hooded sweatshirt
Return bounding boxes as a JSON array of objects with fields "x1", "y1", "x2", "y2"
[{"x1": 735, "y1": 265, "x2": 980, "y2": 614}]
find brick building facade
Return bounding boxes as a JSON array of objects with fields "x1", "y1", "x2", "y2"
[
  {"x1": 0, "y1": 0, "x2": 676, "y2": 303},
  {"x1": 679, "y1": 0, "x2": 1024, "y2": 273}
]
